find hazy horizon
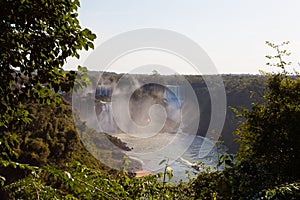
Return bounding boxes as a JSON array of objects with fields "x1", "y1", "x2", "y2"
[{"x1": 64, "y1": 0, "x2": 300, "y2": 75}]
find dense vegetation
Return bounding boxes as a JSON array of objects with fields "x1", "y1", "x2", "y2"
[{"x1": 1, "y1": 0, "x2": 299, "y2": 199}]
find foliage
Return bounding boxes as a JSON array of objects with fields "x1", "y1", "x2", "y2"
[
  {"x1": 191, "y1": 41, "x2": 300, "y2": 199},
  {"x1": 252, "y1": 181, "x2": 300, "y2": 200},
  {"x1": 73, "y1": 66, "x2": 93, "y2": 92},
  {"x1": 0, "y1": 0, "x2": 96, "y2": 189},
  {"x1": 235, "y1": 41, "x2": 300, "y2": 182},
  {"x1": 0, "y1": 0, "x2": 96, "y2": 128},
  {"x1": 3, "y1": 162, "x2": 195, "y2": 200}
]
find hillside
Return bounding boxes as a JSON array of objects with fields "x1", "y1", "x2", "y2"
[
  {"x1": 0, "y1": 96, "x2": 139, "y2": 185},
  {"x1": 187, "y1": 74, "x2": 266, "y2": 152}
]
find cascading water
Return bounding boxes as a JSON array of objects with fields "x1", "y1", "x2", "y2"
[{"x1": 98, "y1": 102, "x2": 115, "y2": 133}]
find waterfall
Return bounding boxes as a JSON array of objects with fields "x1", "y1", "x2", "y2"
[{"x1": 98, "y1": 102, "x2": 115, "y2": 133}]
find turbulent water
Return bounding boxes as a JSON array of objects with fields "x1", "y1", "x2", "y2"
[{"x1": 116, "y1": 132, "x2": 227, "y2": 182}]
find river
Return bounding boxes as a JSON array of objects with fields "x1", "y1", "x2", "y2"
[{"x1": 116, "y1": 132, "x2": 227, "y2": 182}]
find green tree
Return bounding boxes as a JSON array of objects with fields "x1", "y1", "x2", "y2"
[
  {"x1": 0, "y1": 0, "x2": 96, "y2": 127},
  {"x1": 235, "y1": 41, "x2": 300, "y2": 181},
  {"x1": 0, "y1": 0, "x2": 96, "y2": 185}
]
